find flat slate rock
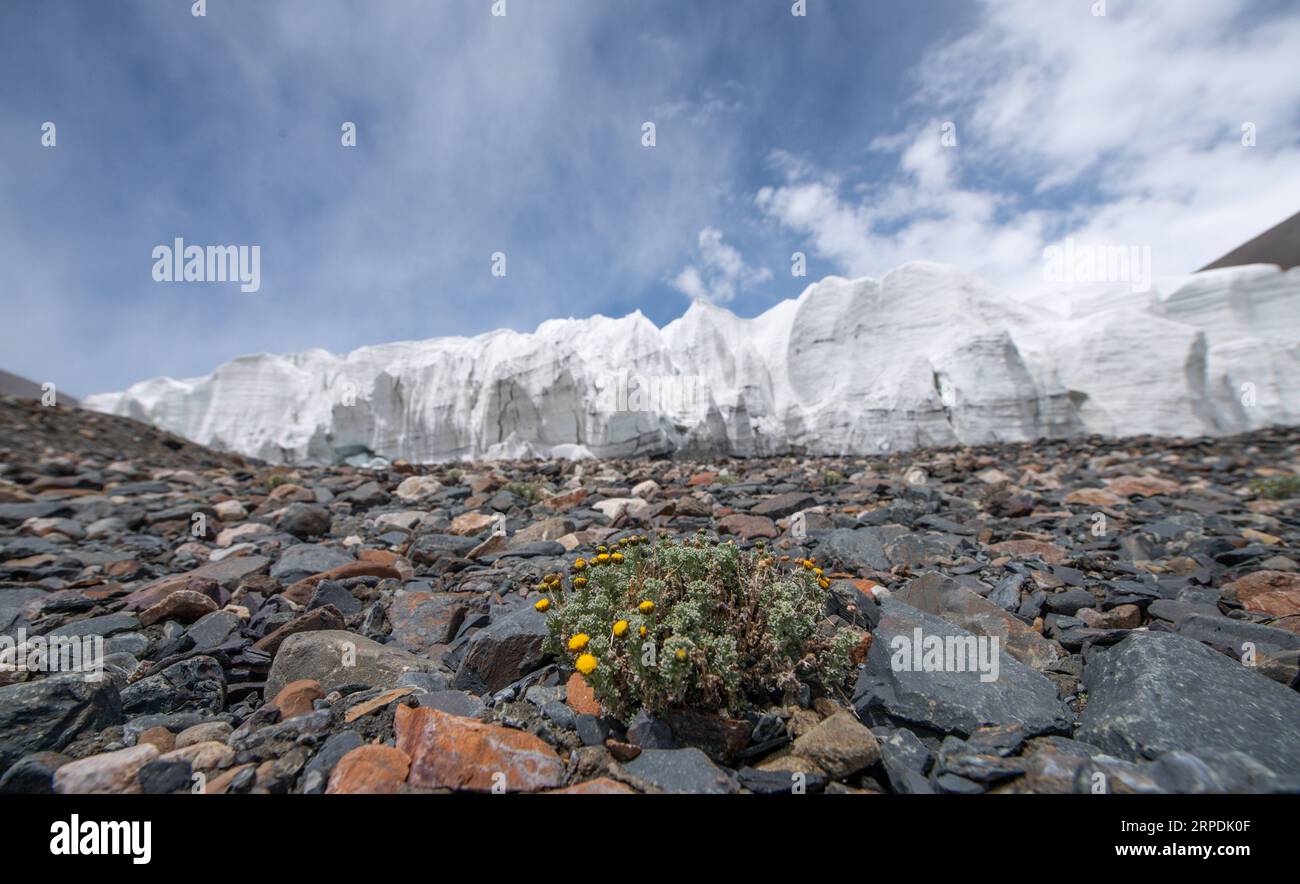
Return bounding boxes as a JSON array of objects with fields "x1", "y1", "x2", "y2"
[
  {"x1": 0, "y1": 675, "x2": 123, "y2": 769},
  {"x1": 1077, "y1": 631, "x2": 1300, "y2": 776},
  {"x1": 622, "y1": 747, "x2": 738, "y2": 794},
  {"x1": 815, "y1": 528, "x2": 890, "y2": 573},
  {"x1": 853, "y1": 598, "x2": 1074, "y2": 738}
]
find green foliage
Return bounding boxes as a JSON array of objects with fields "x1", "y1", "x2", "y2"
[
  {"x1": 1250, "y1": 475, "x2": 1300, "y2": 500},
  {"x1": 540, "y1": 536, "x2": 851, "y2": 719},
  {"x1": 821, "y1": 469, "x2": 845, "y2": 488},
  {"x1": 503, "y1": 481, "x2": 541, "y2": 503},
  {"x1": 265, "y1": 474, "x2": 288, "y2": 490}
]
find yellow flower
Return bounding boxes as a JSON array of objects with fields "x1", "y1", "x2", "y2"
[
  {"x1": 568, "y1": 633, "x2": 590, "y2": 652},
  {"x1": 534, "y1": 598, "x2": 551, "y2": 612},
  {"x1": 572, "y1": 558, "x2": 587, "y2": 571},
  {"x1": 675, "y1": 648, "x2": 687, "y2": 661},
  {"x1": 611, "y1": 552, "x2": 624, "y2": 564},
  {"x1": 573, "y1": 576, "x2": 588, "y2": 589},
  {"x1": 639, "y1": 625, "x2": 647, "y2": 637},
  {"x1": 596, "y1": 545, "x2": 608, "y2": 553},
  {"x1": 613, "y1": 620, "x2": 629, "y2": 637},
  {"x1": 575, "y1": 653, "x2": 598, "y2": 675},
  {"x1": 597, "y1": 553, "x2": 610, "y2": 564},
  {"x1": 813, "y1": 567, "x2": 824, "y2": 577},
  {"x1": 638, "y1": 600, "x2": 655, "y2": 614},
  {"x1": 818, "y1": 577, "x2": 830, "y2": 590},
  {"x1": 802, "y1": 559, "x2": 814, "y2": 570}
]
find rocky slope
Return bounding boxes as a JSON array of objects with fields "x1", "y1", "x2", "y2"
[
  {"x1": 84, "y1": 262, "x2": 1300, "y2": 464},
  {"x1": 2, "y1": 426, "x2": 1298, "y2": 794}
]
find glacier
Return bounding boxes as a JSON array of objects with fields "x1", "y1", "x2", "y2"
[{"x1": 83, "y1": 261, "x2": 1300, "y2": 464}]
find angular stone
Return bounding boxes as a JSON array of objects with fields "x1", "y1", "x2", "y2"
[
  {"x1": 817, "y1": 528, "x2": 890, "y2": 573},
  {"x1": 395, "y1": 705, "x2": 564, "y2": 793},
  {"x1": 388, "y1": 591, "x2": 476, "y2": 654},
  {"x1": 1225, "y1": 571, "x2": 1300, "y2": 617},
  {"x1": 1077, "y1": 631, "x2": 1300, "y2": 776},
  {"x1": 281, "y1": 561, "x2": 402, "y2": 606},
  {"x1": 621, "y1": 747, "x2": 737, "y2": 794},
  {"x1": 270, "y1": 679, "x2": 324, "y2": 720},
  {"x1": 325, "y1": 744, "x2": 410, "y2": 794},
  {"x1": 54, "y1": 744, "x2": 158, "y2": 794},
  {"x1": 452, "y1": 606, "x2": 549, "y2": 694},
  {"x1": 718, "y1": 513, "x2": 779, "y2": 540},
  {"x1": 265, "y1": 630, "x2": 434, "y2": 698},
  {"x1": 750, "y1": 492, "x2": 817, "y2": 519},
  {"x1": 0, "y1": 675, "x2": 122, "y2": 770},
  {"x1": 896, "y1": 573, "x2": 1060, "y2": 669},
  {"x1": 791, "y1": 711, "x2": 881, "y2": 780},
  {"x1": 270, "y1": 544, "x2": 353, "y2": 583},
  {"x1": 565, "y1": 672, "x2": 601, "y2": 716},
  {"x1": 853, "y1": 599, "x2": 1074, "y2": 737},
  {"x1": 121, "y1": 655, "x2": 226, "y2": 717},
  {"x1": 251, "y1": 605, "x2": 345, "y2": 656}
]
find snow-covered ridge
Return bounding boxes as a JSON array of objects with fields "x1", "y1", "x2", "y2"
[{"x1": 84, "y1": 262, "x2": 1300, "y2": 464}]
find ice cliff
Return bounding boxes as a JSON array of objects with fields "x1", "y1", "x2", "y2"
[{"x1": 84, "y1": 262, "x2": 1300, "y2": 464}]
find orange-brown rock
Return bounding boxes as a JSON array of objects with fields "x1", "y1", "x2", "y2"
[
  {"x1": 326, "y1": 745, "x2": 410, "y2": 794},
  {"x1": 395, "y1": 705, "x2": 564, "y2": 793},
  {"x1": 1225, "y1": 571, "x2": 1300, "y2": 617},
  {"x1": 343, "y1": 688, "x2": 416, "y2": 723},
  {"x1": 551, "y1": 777, "x2": 637, "y2": 794},
  {"x1": 565, "y1": 672, "x2": 601, "y2": 716},
  {"x1": 271, "y1": 679, "x2": 324, "y2": 720}
]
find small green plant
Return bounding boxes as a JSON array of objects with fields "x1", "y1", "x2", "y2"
[
  {"x1": 503, "y1": 481, "x2": 541, "y2": 503},
  {"x1": 821, "y1": 469, "x2": 845, "y2": 488},
  {"x1": 538, "y1": 535, "x2": 854, "y2": 719},
  {"x1": 715, "y1": 473, "x2": 741, "y2": 486},
  {"x1": 1250, "y1": 475, "x2": 1300, "y2": 499},
  {"x1": 265, "y1": 474, "x2": 288, "y2": 490}
]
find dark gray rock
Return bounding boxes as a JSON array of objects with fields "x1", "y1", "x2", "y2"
[
  {"x1": 0, "y1": 751, "x2": 68, "y2": 793},
  {"x1": 1077, "y1": 631, "x2": 1300, "y2": 776},
  {"x1": 817, "y1": 528, "x2": 890, "y2": 573},
  {"x1": 0, "y1": 675, "x2": 122, "y2": 769},
  {"x1": 120, "y1": 655, "x2": 226, "y2": 717},
  {"x1": 853, "y1": 598, "x2": 1074, "y2": 737},
  {"x1": 417, "y1": 690, "x2": 485, "y2": 718},
  {"x1": 452, "y1": 606, "x2": 549, "y2": 694},
  {"x1": 308, "y1": 580, "x2": 363, "y2": 616},
  {"x1": 622, "y1": 747, "x2": 738, "y2": 794},
  {"x1": 270, "y1": 544, "x2": 352, "y2": 583},
  {"x1": 300, "y1": 730, "x2": 364, "y2": 794},
  {"x1": 1174, "y1": 613, "x2": 1300, "y2": 657},
  {"x1": 880, "y1": 728, "x2": 935, "y2": 794},
  {"x1": 277, "y1": 503, "x2": 332, "y2": 539},
  {"x1": 185, "y1": 610, "x2": 242, "y2": 652},
  {"x1": 57, "y1": 612, "x2": 140, "y2": 638},
  {"x1": 627, "y1": 711, "x2": 677, "y2": 749},
  {"x1": 139, "y1": 759, "x2": 192, "y2": 794}
]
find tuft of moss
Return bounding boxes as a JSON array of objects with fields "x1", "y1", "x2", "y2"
[
  {"x1": 265, "y1": 474, "x2": 288, "y2": 490},
  {"x1": 540, "y1": 535, "x2": 854, "y2": 719},
  {"x1": 1250, "y1": 475, "x2": 1300, "y2": 500},
  {"x1": 821, "y1": 469, "x2": 845, "y2": 488}
]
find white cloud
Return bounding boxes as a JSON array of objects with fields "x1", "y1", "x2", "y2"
[
  {"x1": 756, "y1": 0, "x2": 1300, "y2": 293},
  {"x1": 671, "y1": 227, "x2": 772, "y2": 304}
]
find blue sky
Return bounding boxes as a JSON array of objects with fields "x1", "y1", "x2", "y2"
[{"x1": 3, "y1": 0, "x2": 1299, "y2": 396}]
